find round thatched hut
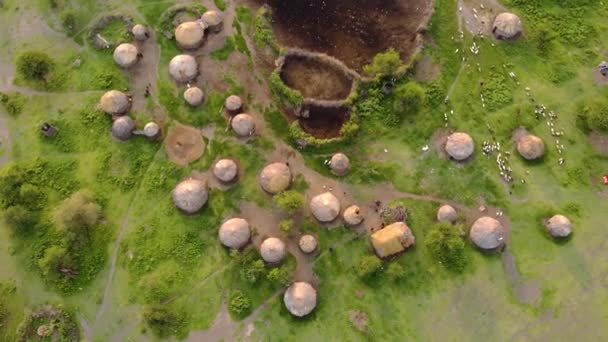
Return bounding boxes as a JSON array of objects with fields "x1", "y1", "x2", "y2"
[
  {"x1": 112, "y1": 116, "x2": 135, "y2": 141},
  {"x1": 213, "y1": 159, "x2": 238, "y2": 183},
  {"x1": 113, "y1": 43, "x2": 139, "y2": 68},
  {"x1": 310, "y1": 192, "x2": 341, "y2": 223},
  {"x1": 330, "y1": 153, "x2": 350, "y2": 176},
  {"x1": 169, "y1": 54, "x2": 198, "y2": 83},
  {"x1": 517, "y1": 134, "x2": 545, "y2": 160},
  {"x1": 100, "y1": 90, "x2": 130, "y2": 116},
  {"x1": 260, "y1": 237, "x2": 287, "y2": 263},
  {"x1": 470, "y1": 216, "x2": 505, "y2": 250},
  {"x1": 492, "y1": 13, "x2": 522, "y2": 40},
  {"x1": 143, "y1": 122, "x2": 161, "y2": 140},
  {"x1": 132, "y1": 24, "x2": 148, "y2": 41},
  {"x1": 231, "y1": 113, "x2": 255, "y2": 137},
  {"x1": 546, "y1": 214, "x2": 572, "y2": 238},
  {"x1": 172, "y1": 178, "x2": 208, "y2": 214},
  {"x1": 343, "y1": 205, "x2": 363, "y2": 226},
  {"x1": 201, "y1": 10, "x2": 223, "y2": 33},
  {"x1": 175, "y1": 21, "x2": 205, "y2": 49},
  {"x1": 225, "y1": 95, "x2": 243, "y2": 115},
  {"x1": 259, "y1": 163, "x2": 291, "y2": 194},
  {"x1": 437, "y1": 204, "x2": 457, "y2": 223},
  {"x1": 284, "y1": 282, "x2": 317, "y2": 317},
  {"x1": 445, "y1": 132, "x2": 474, "y2": 161},
  {"x1": 219, "y1": 218, "x2": 251, "y2": 249},
  {"x1": 299, "y1": 234, "x2": 318, "y2": 254},
  {"x1": 184, "y1": 86, "x2": 204, "y2": 106}
]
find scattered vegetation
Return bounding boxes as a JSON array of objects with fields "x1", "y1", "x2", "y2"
[
  {"x1": 253, "y1": 6, "x2": 280, "y2": 54},
  {"x1": 356, "y1": 255, "x2": 383, "y2": 279},
  {"x1": 16, "y1": 51, "x2": 54, "y2": 82},
  {"x1": 0, "y1": 92, "x2": 25, "y2": 116},
  {"x1": 363, "y1": 48, "x2": 404, "y2": 78},
  {"x1": 426, "y1": 223, "x2": 468, "y2": 272},
  {"x1": 228, "y1": 290, "x2": 252, "y2": 318}
]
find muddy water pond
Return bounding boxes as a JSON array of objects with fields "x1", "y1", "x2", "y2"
[{"x1": 257, "y1": 0, "x2": 433, "y2": 71}]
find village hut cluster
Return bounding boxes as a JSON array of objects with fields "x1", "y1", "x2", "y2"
[{"x1": 99, "y1": 89, "x2": 161, "y2": 142}]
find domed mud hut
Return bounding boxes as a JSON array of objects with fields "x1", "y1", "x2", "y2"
[
  {"x1": 132, "y1": 24, "x2": 148, "y2": 41},
  {"x1": 260, "y1": 237, "x2": 287, "y2": 264},
  {"x1": 445, "y1": 132, "x2": 474, "y2": 161},
  {"x1": 437, "y1": 204, "x2": 457, "y2": 223},
  {"x1": 143, "y1": 122, "x2": 161, "y2": 140},
  {"x1": 517, "y1": 134, "x2": 545, "y2": 160},
  {"x1": 225, "y1": 95, "x2": 243, "y2": 115},
  {"x1": 202, "y1": 10, "x2": 223, "y2": 33},
  {"x1": 175, "y1": 21, "x2": 205, "y2": 49},
  {"x1": 370, "y1": 222, "x2": 415, "y2": 258},
  {"x1": 112, "y1": 116, "x2": 135, "y2": 141},
  {"x1": 172, "y1": 178, "x2": 208, "y2": 214},
  {"x1": 259, "y1": 162, "x2": 292, "y2": 194},
  {"x1": 100, "y1": 90, "x2": 130, "y2": 116},
  {"x1": 231, "y1": 113, "x2": 255, "y2": 137},
  {"x1": 184, "y1": 86, "x2": 204, "y2": 106},
  {"x1": 113, "y1": 43, "x2": 139, "y2": 68},
  {"x1": 299, "y1": 234, "x2": 318, "y2": 254},
  {"x1": 470, "y1": 216, "x2": 505, "y2": 250},
  {"x1": 169, "y1": 54, "x2": 198, "y2": 83},
  {"x1": 330, "y1": 153, "x2": 350, "y2": 176},
  {"x1": 310, "y1": 192, "x2": 341, "y2": 223},
  {"x1": 492, "y1": 13, "x2": 522, "y2": 40},
  {"x1": 213, "y1": 159, "x2": 238, "y2": 183},
  {"x1": 343, "y1": 205, "x2": 363, "y2": 226},
  {"x1": 284, "y1": 282, "x2": 317, "y2": 317},
  {"x1": 219, "y1": 218, "x2": 251, "y2": 249},
  {"x1": 546, "y1": 214, "x2": 572, "y2": 238}
]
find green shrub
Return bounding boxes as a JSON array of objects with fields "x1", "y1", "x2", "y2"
[
  {"x1": 240, "y1": 259, "x2": 265, "y2": 283},
  {"x1": 60, "y1": 10, "x2": 77, "y2": 35},
  {"x1": 274, "y1": 190, "x2": 304, "y2": 214},
  {"x1": 0, "y1": 92, "x2": 25, "y2": 116},
  {"x1": 579, "y1": 100, "x2": 608, "y2": 132},
  {"x1": 214, "y1": 0, "x2": 226, "y2": 11},
  {"x1": 4, "y1": 205, "x2": 36, "y2": 232},
  {"x1": 393, "y1": 82, "x2": 425, "y2": 120},
  {"x1": 138, "y1": 261, "x2": 184, "y2": 303},
  {"x1": 267, "y1": 267, "x2": 291, "y2": 286},
  {"x1": 143, "y1": 305, "x2": 186, "y2": 338},
  {"x1": 426, "y1": 223, "x2": 468, "y2": 272},
  {"x1": 363, "y1": 48, "x2": 403, "y2": 78},
  {"x1": 16, "y1": 51, "x2": 54, "y2": 81},
  {"x1": 279, "y1": 219, "x2": 293, "y2": 233},
  {"x1": 253, "y1": 7, "x2": 280, "y2": 54},
  {"x1": 482, "y1": 71, "x2": 513, "y2": 112},
  {"x1": 356, "y1": 255, "x2": 383, "y2": 279},
  {"x1": 228, "y1": 290, "x2": 252, "y2": 317},
  {"x1": 38, "y1": 245, "x2": 72, "y2": 277},
  {"x1": 385, "y1": 262, "x2": 405, "y2": 281}
]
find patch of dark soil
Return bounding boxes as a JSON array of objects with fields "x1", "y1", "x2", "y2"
[
  {"x1": 259, "y1": 0, "x2": 433, "y2": 71},
  {"x1": 297, "y1": 105, "x2": 350, "y2": 139},
  {"x1": 280, "y1": 55, "x2": 353, "y2": 100}
]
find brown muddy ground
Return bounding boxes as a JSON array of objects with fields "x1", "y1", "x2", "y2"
[
  {"x1": 280, "y1": 55, "x2": 353, "y2": 100},
  {"x1": 257, "y1": 0, "x2": 433, "y2": 72},
  {"x1": 297, "y1": 105, "x2": 350, "y2": 138},
  {"x1": 165, "y1": 122, "x2": 206, "y2": 166}
]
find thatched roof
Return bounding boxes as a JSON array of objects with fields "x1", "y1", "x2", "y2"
[
  {"x1": 219, "y1": 218, "x2": 251, "y2": 249},
  {"x1": 445, "y1": 132, "x2": 474, "y2": 161},
  {"x1": 260, "y1": 237, "x2": 287, "y2": 263},
  {"x1": 113, "y1": 43, "x2": 139, "y2": 68},
  {"x1": 201, "y1": 10, "x2": 223, "y2": 33},
  {"x1": 437, "y1": 204, "x2": 457, "y2": 223},
  {"x1": 370, "y1": 222, "x2": 415, "y2": 258},
  {"x1": 517, "y1": 134, "x2": 545, "y2": 160},
  {"x1": 132, "y1": 24, "x2": 148, "y2": 41},
  {"x1": 231, "y1": 113, "x2": 255, "y2": 137},
  {"x1": 546, "y1": 214, "x2": 572, "y2": 238},
  {"x1": 169, "y1": 54, "x2": 198, "y2": 83},
  {"x1": 310, "y1": 192, "x2": 341, "y2": 223},
  {"x1": 225, "y1": 95, "x2": 243, "y2": 114},
  {"x1": 259, "y1": 163, "x2": 292, "y2": 194},
  {"x1": 284, "y1": 282, "x2": 317, "y2": 317},
  {"x1": 175, "y1": 21, "x2": 205, "y2": 49},
  {"x1": 343, "y1": 205, "x2": 363, "y2": 226},
  {"x1": 470, "y1": 216, "x2": 505, "y2": 250},
  {"x1": 111, "y1": 116, "x2": 135, "y2": 141},
  {"x1": 330, "y1": 153, "x2": 350, "y2": 176},
  {"x1": 299, "y1": 234, "x2": 318, "y2": 253},
  {"x1": 172, "y1": 178, "x2": 208, "y2": 214},
  {"x1": 213, "y1": 159, "x2": 238, "y2": 183},
  {"x1": 493, "y1": 13, "x2": 522, "y2": 40},
  {"x1": 184, "y1": 86, "x2": 204, "y2": 106},
  {"x1": 100, "y1": 90, "x2": 130, "y2": 115},
  {"x1": 143, "y1": 122, "x2": 160, "y2": 139}
]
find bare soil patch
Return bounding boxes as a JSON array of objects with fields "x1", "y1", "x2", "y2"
[
  {"x1": 165, "y1": 122, "x2": 205, "y2": 166},
  {"x1": 280, "y1": 54, "x2": 354, "y2": 101},
  {"x1": 415, "y1": 54, "x2": 441, "y2": 82},
  {"x1": 259, "y1": 0, "x2": 433, "y2": 71},
  {"x1": 349, "y1": 310, "x2": 369, "y2": 332},
  {"x1": 296, "y1": 105, "x2": 350, "y2": 139},
  {"x1": 589, "y1": 131, "x2": 608, "y2": 155}
]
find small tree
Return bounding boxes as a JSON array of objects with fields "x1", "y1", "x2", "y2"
[
  {"x1": 385, "y1": 262, "x2": 405, "y2": 281},
  {"x1": 279, "y1": 219, "x2": 293, "y2": 233},
  {"x1": 4, "y1": 205, "x2": 36, "y2": 232},
  {"x1": 60, "y1": 11, "x2": 78, "y2": 36},
  {"x1": 363, "y1": 48, "x2": 403, "y2": 78},
  {"x1": 55, "y1": 190, "x2": 101, "y2": 243},
  {"x1": 38, "y1": 245, "x2": 71, "y2": 277},
  {"x1": 393, "y1": 82, "x2": 425, "y2": 120},
  {"x1": 18, "y1": 183, "x2": 46, "y2": 210},
  {"x1": 267, "y1": 267, "x2": 291, "y2": 286},
  {"x1": 228, "y1": 290, "x2": 251, "y2": 317},
  {"x1": 240, "y1": 259, "x2": 265, "y2": 283},
  {"x1": 16, "y1": 51, "x2": 54, "y2": 81},
  {"x1": 143, "y1": 305, "x2": 184, "y2": 338},
  {"x1": 356, "y1": 255, "x2": 382, "y2": 279},
  {"x1": 426, "y1": 223, "x2": 468, "y2": 272},
  {"x1": 274, "y1": 190, "x2": 304, "y2": 215}
]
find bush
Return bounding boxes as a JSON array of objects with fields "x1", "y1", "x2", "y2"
[
  {"x1": 4, "y1": 205, "x2": 36, "y2": 232},
  {"x1": 274, "y1": 190, "x2": 304, "y2": 214},
  {"x1": 143, "y1": 305, "x2": 186, "y2": 338},
  {"x1": 356, "y1": 255, "x2": 382, "y2": 279},
  {"x1": 55, "y1": 190, "x2": 101, "y2": 239},
  {"x1": 240, "y1": 259, "x2": 265, "y2": 283},
  {"x1": 138, "y1": 261, "x2": 184, "y2": 304},
  {"x1": 579, "y1": 100, "x2": 608, "y2": 133},
  {"x1": 228, "y1": 290, "x2": 251, "y2": 317},
  {"x1": 253, "y1": 7, "x2": 280, "y2": 54},
  {"x1": 482, "y1": 71, "x2": 514, "y2": 112},
  {"x1": 279, "y1": 219, "x2": 293, "y2": 233},
  {"x1": 363, "y1": 48, "x2": 403, "y2": 78},
  {"x1": 393, "y1": 82, "x2": 425, "y2": 121},
  {"x1": 267, "y1": 267, "x2": 291, "y2": 286},
  {"x1": 385, "y1": 262, "x2": 405, "y2": 281},
  {"x1": 0, "y1": 92, "x2": 24, "y2": 116},
  {"x1": 16, "y1": 51, "x2": 54, "y2": 81},
  {"x1": 60, "y1": 11, "x2": 77, "y2": 35},
  {"x1": 426, "y1": 223, "x2": 468, "y2": 272},
  {"x1": 18, "y1": 183, "x2": 46, "y2": 210},
  {"x1": 38, "y1": 245, "x2": 72, "y2": 277}
]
